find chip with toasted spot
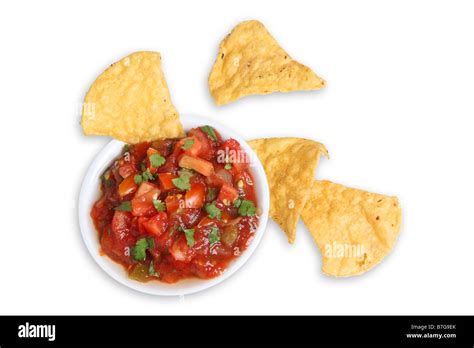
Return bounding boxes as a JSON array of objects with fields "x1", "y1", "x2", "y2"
[
  {"x1": 208, "y1": 20, "x2": 325, "y2": 105},
  {"x1": 81, "y1": 51, "x2": 184, "y2": 144},
  {"x1": 301, "y1": 180, "x2": 402, "y2": 277},
  {"x1": 248, "y1": 138, "x2": 328, "y2": 244}
]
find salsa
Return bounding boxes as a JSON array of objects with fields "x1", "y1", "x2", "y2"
[{"x1": 91, "y1": 125, "x2": 259, "y2": 283}]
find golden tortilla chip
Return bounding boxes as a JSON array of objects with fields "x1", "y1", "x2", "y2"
[
  {"x1": 81, "y1": 51, "x2": 184, "y2": 143},
  {"x1": 209, "y1": 20, "x2": 325, "y2": 105},
  {"x1": 301, "y1": 180, "x2": 402, "y2": 277},
  {"x1": 248, "y1": 138, "x2": 328, "y2": 244}
]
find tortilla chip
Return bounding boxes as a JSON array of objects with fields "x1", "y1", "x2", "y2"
[
  {"x1": 81, "y1": 51, "x2": 184, "y2": 143},
  {"x1": 248, "y1": 138, "x2": 328, "y2": 243},
  {"x1": 301, "y1": 180, "x2": 402, "y2": 277},
  {"x1": 209, "y1": 20, "x2": 325, "y2": 105}
]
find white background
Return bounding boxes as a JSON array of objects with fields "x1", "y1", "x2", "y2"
[{"x1": 0, "y1": 0, "x2": 473, "y2": 315}]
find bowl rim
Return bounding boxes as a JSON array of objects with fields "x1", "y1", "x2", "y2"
[{"x1": 78, "y1": 114, "x2": 270, "y2": 296}]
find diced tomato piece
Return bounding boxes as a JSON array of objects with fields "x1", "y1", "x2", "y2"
[
  {"x1": 178, "y1": 136, "x2": 202, "y2": 157},
  {"x1": 147, "y1": 147, "x2": 159, "y2": 157},
  {"x1": 118, "y1": 175, "x2": 138, "y2": 197},
  {"x1": 206, "y1": 167, "x2": 233, "y2": 187},
  {"x1": 158, "y1": 173, "x2": 177, "y2": 191},
  {"x1": 180, "y1": 208, "x2": 203, "y2": 227},
  {"x1": 168, "y1": 209, "x2": 203, "y2": 231},
  {"x1": 118, "y1": 163, "x2": 136, "y2": 179},
  {"x1": 144, "y1": 147, "x2": 160, "y2": 174},
  {"x1": 131, "y1": 188, "x2": 160, "y2": 217},
  {"x1": 135, "y1": 182, "x2": 158, "y2": 197},
  {"x1": 100, "y1": 226, "x2": 134, "y2": 265},
  {"x1": 148, "y1": 248, "x2": 161, "y2": 260},
  {"x1": 188, "y1": 128, "x2": 214, "y2": 160},
  {"x1": 217, "y1": 183, "x2": 239, "y2": 204},
  {"x1": 151, "y1": 139, "x2": 175, "y2": 157},
  {"x1": 91, "y1": 196, "x2": 114, "y2": 231},
  {"x1": 220, "y1": 138, "x2": 249, "y2": 173},
  {"x1": 185, "y1": 182, "x2": 206, "y2": 209},
  {"x1": 205, "y1": 166, "x2": 233, "y2": 187},
  {"x1": 137, "y1": 216, "x2": 149, "y2": 235},
  {"x1": 169, "y1": 235, "x2": 194, "y2": 262},
  {"x1": 179, "y1": 155, "x2": 214, "y2": 177},
  {"x1": 129, "y1": 142, "x2": 150, "y2": 162},
  {"x1": 156, "y1": 258, "x2": 182, "y2": 283},
  {"x1": 215, "y1": 168, "x2": 233, "y2": 183},
  {"x1": 234, "y1": 170, "x2": 257, "y2": 202},
  {"x1": 154, "y1": 229, "x2": 176, "y2": 251},
  {"x1": 197, "y1": 216, "x2": 220, "y2": 227},
  {"x1": 158, "y1": 152, "x2": 179, "y2": 174},
  {"x1": 206, "y1": 176, "x2": 225, "y2": 188},
  {"x1": 220, "y1": 211, "x2": 233, "y2": 224},
  {"x1": 143, "y1": 212, "x2": 168, "y2": 237},
  {"x1": 191, "y1": 255, "x2": 225, "y2": 279},
  {"x1": 220, "y1": 138, "x2": 240, "y2": 152},
  {"x1": 165, "y1": 194, "x2": 185, "y2": 213},
  {"x1": 230, "y1": 158, "x2": 250, "y2": 174},
  {"x1": 111, "y1": 211, "x2": 133, "y2": 241}
]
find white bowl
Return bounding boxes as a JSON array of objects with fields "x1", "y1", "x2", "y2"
[{"x1": 78, "y1": 114, "x2": 270, "y2": 296}]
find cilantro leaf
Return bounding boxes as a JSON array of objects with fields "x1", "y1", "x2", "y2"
[
  {"x1": 172, "y1": 172, "x2": 191, "y2": 191},
  {"x1": 153, "y1": 199, "x2": 166, "y2": 212},
  {"x1": 205, "y1": 202, "x2": 222, "y2": 220},
  {"x1": 134, "y1": 169, "x2": 155, "y2": 184},
  {"x1": 234, "y1": 199, "x2": 242, "y2": 208},
  {"x1": 131, "y1": 237, "x2": 155, "y2": 261},
  {"x1": 209, "y1": 225, "x2": 220, "y2": 245},
  {"x1": 238, "y1": 199, "x2": 256, "y2": 217},
  {"x1": 200, "y1": 126, "x2": 217, "y2": 141},
  {"x1": 142, "y1": 169, "x2": 155, "y2": 181},
  {"x1": 182, "y1": 138, "x2": 195, "y2": 150},
  {"x1": 150, "y1": 154, "x2": 165, "y2": 168},
  {"x1": 183, "y1": 228, "x2": 195, "y2": 247},
  {"x1": 115, "y1": 201, "x2": 132, "y2": 212},
  {"x1": 123, "y1": 144, "x2": 129, "y2": 153},
  {"x1": 132, "y1": 238, "x2": 149, "y2": 261},
  {"x1": 148, "y1": 262, "x2": 160, "y2": 278},
  {"x1": 146, "y1": 237, "x2": 155, "y2": 249},
  {"x1": 134, "y1": 174, "x2": 143, "y2": 185}
]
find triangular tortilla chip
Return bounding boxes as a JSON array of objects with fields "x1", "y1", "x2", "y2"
[
  {"x1": 248, "y1": 138, "x2": 328, "y2": 243},
  {"x1": 209, "y1": 20, "x2": 325, "y2": 105},
  {"x1": 81, "y1": 51, "x2": 184, "y2": 144},
  {"x1": 301, "y1": 180, "x2": 402, "y2": 277}
]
